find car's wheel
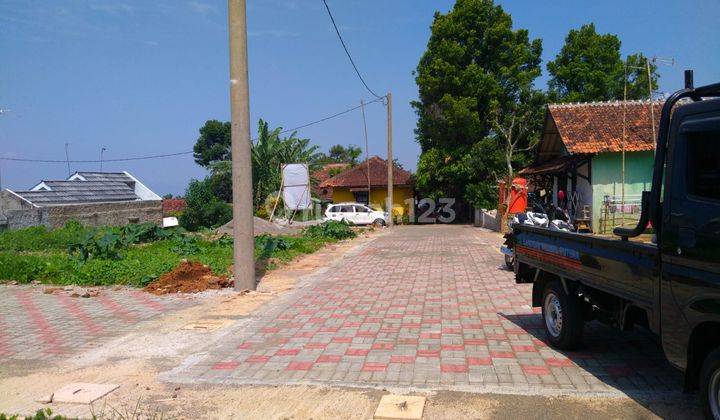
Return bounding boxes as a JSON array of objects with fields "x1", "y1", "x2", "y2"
[
  {"x1": 373, "y1": 218, "x2": 386, "y2": 227},
  {"x1": 700, "y1": 347, "x2": 720, "y2": 420},
  {"x1": 542, "y1": 280, "x2": 584, "y2": 350},
  {"x1": 504, "y1": 252, "x2": 514, "y2": 270}
]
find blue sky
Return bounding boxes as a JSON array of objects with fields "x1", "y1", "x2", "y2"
[{"x1": 1, "y1": 0, "x2": 718, "y2": 195}]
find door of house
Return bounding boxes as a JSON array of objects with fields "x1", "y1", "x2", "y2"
[{"x1": 353, "y1": 191, "x2": 369, "y2": 205}]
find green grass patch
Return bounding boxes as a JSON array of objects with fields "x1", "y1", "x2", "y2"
[
  {"x1": 0, "y1": 221, "x2": 89, "y2": 252},
  {"x1": 0, "y1": 220, "x2": 356, "y2": 287}
]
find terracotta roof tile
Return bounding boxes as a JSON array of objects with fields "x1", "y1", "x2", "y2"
[
  {"x1": 162, "y1": 198, "x2": 187, "y2": 216},
  {"x1": 311, "y1": 163, "x2": 351, "y2": 184},
  {"x1": 319, "y1": 156, "x2": 413, "y2": 188},
  {"x1": 549, "y1": 100, "x2": 662, "y2": 154}
]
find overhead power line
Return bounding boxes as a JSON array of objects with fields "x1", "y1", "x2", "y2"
[
  {"x1": 276, "y1": 96, "x2": 383, "y2": 135},
  {"x1": 0, "y1": 97, "x2": 384, "y2": 164},
  {"x1": 321, "y1": 0, "x2": 383, "y2": 99},
  {"x1": 0, "y1": 151, "x2": 193, "y2": 164}
]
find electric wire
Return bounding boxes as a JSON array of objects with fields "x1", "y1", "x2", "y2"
[
  {"x1": 0, "y1": 97, "x2": 384, "y2": 164},
  {"x1": 321, "y1": 0, "x2": 383, "y2": 99}
]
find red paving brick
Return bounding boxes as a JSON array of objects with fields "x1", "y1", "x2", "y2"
[
  {"x1": 522, "y1": 365, "x2": 552, "y2": 375},
  {"x1": 246, "y1": 355, "x2": 271, "y2": 363},
  {"x1": 316, "y1": 355, "x2": 342, "y2": 363},
  {"x1": 390, "y1": 355, "x2": 415, "y2": 364},
  {"x1": 14, "y1": 290, "x2": 64, "y2": 354},
  {"x1": 345, "y1": 348, "x2": 370, "y2": 356},
  {"x1": 167, "y1": 226, "x2": 684, "y2": 395},
  {"x1": 362, "y1": 362, "x2": 387, "y2": 372},
  {"x1": 441, "y1": 364, "x2": 468, "y2": 373},
  {"x1": 286, "y1": 361, "x2": 313, "y2": 371},
  {"x1": 467, "y1": 357, "x2": 493, "y2": 366},
  {"x1": 0, "y1": 286, "x2": 195, "y2": 361},
  {"x1": 212, "y1": 361, "x2": 240, "y2": 370}
]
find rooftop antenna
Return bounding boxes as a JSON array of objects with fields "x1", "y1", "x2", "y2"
[
  {"x1": 100, "y1": 147, "x2": 107, "y2": 171},
  {"x1": 647, "y1": 57, "x2": 674, "y2": 144},
  {"x1": 0, "y1": 108, "x2": 6, "y2": 190},
  {"x1": 620, "y1": 55, "x2": 675, "y2": 225},
  {"x1": 64, "y1": 143, "x2": 71, "y2": 177}
]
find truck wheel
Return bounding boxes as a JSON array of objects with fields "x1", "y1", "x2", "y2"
[
  {"x1": 700, "y1": 347, "x2": 720, "y2": 420},
  {"x1": 542, "y1": 280, "x2": 584, "y2": 350},
  {"x1": 505, "y1": 253, "x2": 514, "y2": 270}
]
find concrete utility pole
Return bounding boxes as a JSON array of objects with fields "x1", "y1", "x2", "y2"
[
  {"x1": 360, "y1": 99, "x2": 370, "y2": 201},
  {"x1": 228, "y1": 0, "x2": 256, "y2": 291},
  {"x1": 64, "y1": 143, "x2": 71, "y2": 177},
  {"x1": 386, "y1": 92, "x2": 393, "y2": 227},
  {"x1": 100, "y1": 147, "x2": 107, "y2": 171}
]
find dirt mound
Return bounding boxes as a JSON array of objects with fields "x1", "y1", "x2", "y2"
[
  {"x1": 217, "y1": 217, "x2": 300, "y2": 237},
  {"x1": 145, "y1": 261, "x2": 231, "y2": 295}
]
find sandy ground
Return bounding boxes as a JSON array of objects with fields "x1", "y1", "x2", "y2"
[{"x1": 0, "y1": 227, "x2": 702, "y2": 419}]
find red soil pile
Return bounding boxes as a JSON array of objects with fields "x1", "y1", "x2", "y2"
[{"x1": 145, "y1": 261, "x2": 231, "y2": 295}]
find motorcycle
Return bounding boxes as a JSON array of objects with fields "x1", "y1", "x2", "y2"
[{"x1": 501, "y1": 206, "x2": 574, "y2": 271}]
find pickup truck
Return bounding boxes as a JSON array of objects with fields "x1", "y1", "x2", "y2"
[{"x1": 512, "y1": 77, "x2": 720, "y2": 419}]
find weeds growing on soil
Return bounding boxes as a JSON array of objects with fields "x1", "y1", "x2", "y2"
[
  {"x1": 0, "y1": 408, "x2": 66, "y2": 420},
  {"x1": 0, "y1": 220, "x2": 356, "y2": 287}
]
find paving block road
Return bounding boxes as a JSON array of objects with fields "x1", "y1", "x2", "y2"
[
  {"x1": 0, "y1": 286, "x2": 197, "y2": 365},
  {"x1": 167, "y1": 225, "x2": 682, "y2": 397}
]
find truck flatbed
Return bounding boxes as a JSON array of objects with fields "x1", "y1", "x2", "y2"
[
  {"x1": 509, "y1": 79, "x2": 720, "y2": 418},
  {"x1": 514, "y1": 225, "x2": 658, "y2": 329}
]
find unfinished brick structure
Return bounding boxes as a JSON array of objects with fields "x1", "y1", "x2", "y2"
[{"x1": 0, "y1": 171, "x2": 162, "y2": 230}]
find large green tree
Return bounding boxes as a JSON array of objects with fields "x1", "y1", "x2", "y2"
[
  {"x1": 195, "y1": 119, "x2": 323, "y2": 210},
  {"x1": 329, "y1": 144, "x2": 363, "y2": 165},
  {"x1": 413, "y1": 0, "x2": 543, "y2": 209},
  {"x1": 179, "y1": 177, "x2": 232, "y2": 231},
  {"x1": 193, "y1": 120, "x2": 232, "y2": 168},
  {"x1": 547, "y1": 23, "x2": 659, "y2": 102}
]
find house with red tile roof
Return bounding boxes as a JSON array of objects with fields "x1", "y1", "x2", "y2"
[
  {"x1": 319, "y1": 156, "x2": 414, "y2": 217},
  {"x1": 520, "y1": 100, "x2": 662, "y2": 233},
  {"x1": 311, "y1": 163, "x2": 351, "y2": 201}
]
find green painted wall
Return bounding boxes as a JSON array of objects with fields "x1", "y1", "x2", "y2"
[{"x1": 591, "y1": 151, "x2": 654, "y2": 233}]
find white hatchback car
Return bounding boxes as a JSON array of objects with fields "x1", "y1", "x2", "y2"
[{"x1": 324, "y1": 203, "x2": 388, "y2": 226}]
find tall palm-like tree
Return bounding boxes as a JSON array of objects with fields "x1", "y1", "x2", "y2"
[
  {"x1": 211, "y1": 120, "x2": 322, "y2": 209},
  {"x1": 251, "y1": 120, "x2": 321, "y2": 209}
]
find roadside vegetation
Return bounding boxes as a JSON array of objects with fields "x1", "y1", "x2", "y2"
[
  {"x1": 183, "y1": 118, "x2": 366, "y2": 231},
  {"x1": 0, "y1": 220, "x2": 356, "y2": 287},
  {"x1": 412, "y1": 0, "x2": 659, "y2": 210}
]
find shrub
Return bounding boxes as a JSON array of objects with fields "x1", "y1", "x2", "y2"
[
  {"x1": 120, "y1": 222, "x2": 181, "y2": 244},
  {"x1": 179, "y1": 178, "x2": 233, "y2": 231},
  {"x1": 0, "y1": 220, "x2": 88, "y2": 252},
  {"x1": 68, "y1": 229, "x2": 124, "y2": 261},
  {"x1": 255, "y1": 205, "x2": 269, "y2": 220},
  {"x1": 303, "y1": 220, "x2": 356, "y2": 240}
]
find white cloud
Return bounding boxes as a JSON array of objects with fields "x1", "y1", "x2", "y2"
[
  {"x1": 89, "y1": 2, "x2": 134, "y2": 14},
  {"x1": 248, "y1": 30, "x2": 301, "y2": 38},
  {"x1": 186, "y1": 1, "x2": 218, "y2": 16}
]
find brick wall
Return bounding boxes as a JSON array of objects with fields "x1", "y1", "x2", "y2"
[
  {"x1": 0, "y1": 192, "x2": 162, "y2": 230},
  {"x1": 43, "y1": 201, "x2": 163, "y2": 229}
]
